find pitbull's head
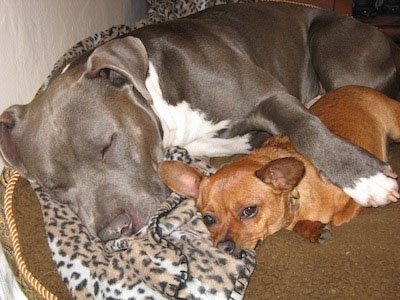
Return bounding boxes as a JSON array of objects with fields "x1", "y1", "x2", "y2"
[{"x1": 0, "y1": 37, "x2": 168, "y2": 241}]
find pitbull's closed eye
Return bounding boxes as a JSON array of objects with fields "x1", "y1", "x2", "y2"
[
  {"x1": 203, "y1": 214, "x2": 216, "y2": 226},
  {"x1": 240, "y1": 206, "x2": 258, "y2": 220},
  {"x1": 101, "y1": 133, "x2": 117, "y2": 162}
]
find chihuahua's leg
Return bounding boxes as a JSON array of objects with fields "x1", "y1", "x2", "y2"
[{"x1": 292, "y1": 220, "x2": 332, "y2": 244}]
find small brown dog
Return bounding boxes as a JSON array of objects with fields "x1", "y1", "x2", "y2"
[{"x1": 158, "y1": 86, "x2": 400, "y2": 257}]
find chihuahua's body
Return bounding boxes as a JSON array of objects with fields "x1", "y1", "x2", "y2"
[{"x1": 159, "y1": 86, "x2": 400, "y2": 256}]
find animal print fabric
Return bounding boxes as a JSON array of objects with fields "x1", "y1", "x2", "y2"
[{"x1": 35, "y1": 147, "x2": 255, "y2": 299}]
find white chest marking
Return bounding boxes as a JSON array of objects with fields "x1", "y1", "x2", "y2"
[{"x1": 145, "y1": 62, "x2": 251, "y2": 157}]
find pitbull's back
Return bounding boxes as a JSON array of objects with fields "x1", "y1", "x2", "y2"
[{"x1": 135, "y1": 3, "x2": 398, "y2": 108}]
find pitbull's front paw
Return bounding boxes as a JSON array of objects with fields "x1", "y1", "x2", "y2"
[{"x1": 343, "y1": 168, "x2": 399, "y2": 207}]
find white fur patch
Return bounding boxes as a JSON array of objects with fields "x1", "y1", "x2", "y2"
[
  {"x1": 61, "y1": 63, "x2": 71, "y2": 74},
  {"x1": 145, "y1": 62, "x2": 251, "y2": 157},
  {"x1": 343, "y1": 173, "x2": 399, "y2": 207}
]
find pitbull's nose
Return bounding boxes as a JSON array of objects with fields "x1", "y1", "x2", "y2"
[
  {"x1": 217, "y1": 240, "x2": 236, "y2": 255},
  {"x1": 98, "y1": 212, "x2": 133, "y2": 242}
]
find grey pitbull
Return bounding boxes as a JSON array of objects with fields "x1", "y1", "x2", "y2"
[{"x1": 0, "y1": 3, "x2": 399, "y2": 242}]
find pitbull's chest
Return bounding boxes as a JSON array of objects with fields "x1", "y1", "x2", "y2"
[{"x1": 145, "y1": 63, "x2": 251, "y2": 157}]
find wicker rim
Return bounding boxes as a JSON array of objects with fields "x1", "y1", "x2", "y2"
[{"x1": 4, "y1": 170, "x2": 58, "y2": 300}]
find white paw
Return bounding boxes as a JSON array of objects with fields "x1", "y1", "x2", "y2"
[{"x1": 343, "y1": 173, "x2": 399, "y2": 207}]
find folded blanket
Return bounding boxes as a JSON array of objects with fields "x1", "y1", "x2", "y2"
[{"x1": 33, "y1": 147, "x2": 255, "y2": 299}]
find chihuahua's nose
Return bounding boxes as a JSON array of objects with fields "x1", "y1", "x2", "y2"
[
  {"x1": 217, "y1": 240, "x2": 236, "y2": 255},
  {"x1": 217, "y1": 240, "x2": 248, "y2": 258}
]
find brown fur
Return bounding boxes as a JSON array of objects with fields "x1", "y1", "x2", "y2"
[
  {"x1": 310, "y1": 85, "x2": 400, "y2": 161},
  {"x1": 158, "y1": 85, "x2": 400, "y2": 255}
]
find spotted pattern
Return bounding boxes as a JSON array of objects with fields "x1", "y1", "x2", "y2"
[{"x1": 36, "y1": 147, "x2": 255, "y2": 299}]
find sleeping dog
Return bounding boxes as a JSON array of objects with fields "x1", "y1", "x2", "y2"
[
  {"x1": 158, "y1": 86, "x2": 400, "y2": 256},
  {"x1": 0, "y1": 3, "x2": 399, "y2": 241}
]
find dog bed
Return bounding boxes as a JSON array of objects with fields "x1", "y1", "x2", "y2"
[{"x1": 0, "y1": 1, "x2": 258, "y2": 299}]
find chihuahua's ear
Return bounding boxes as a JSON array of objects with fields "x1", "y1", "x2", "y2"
[
  {"x1": 255, "y1": 157, "x2": 305, "y2": 192},
  {"x1": 158, "y1": 161, "x2": 203, "y2": 198}
]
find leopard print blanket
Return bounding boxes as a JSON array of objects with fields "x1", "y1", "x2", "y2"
[
  {"x1": 34, "y1": 147, "x2": 255, "y2": 299},
  {"x1": 30, "y1": 1, "x2": 258, "y2": 299}
]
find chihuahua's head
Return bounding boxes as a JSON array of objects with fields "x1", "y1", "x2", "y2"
[{"x1": 158, "y1": 153, "x2": 305, "y2": 257}]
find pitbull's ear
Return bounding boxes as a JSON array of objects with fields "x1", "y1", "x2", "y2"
[
  {"x1": 158, "y1": 161, "x2": 203, "y2": 199},
  {"x1": 255, "y1": 157, "x2": 305, "y2": 192},
  {"x1": 85, "y1": 36, "x2": 152, "y2": 102},
  {"x1": 0, "y1": 106, "x2": 28, "y2": 174}
]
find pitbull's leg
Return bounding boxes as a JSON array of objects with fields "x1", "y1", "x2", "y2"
[
  {"x1": 225, "y1": 93, "x2": 399, "y2": 207},
  {"x1": 310, "y1": 17, "x2": 400, "y2": 99}
]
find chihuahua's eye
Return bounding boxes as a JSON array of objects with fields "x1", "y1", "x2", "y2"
[
  {"x1": 240, "y1": 206, "x2": 258, "y2": 220},
  {"x1": 203, "y1": 214, "x2": 216, "y2": 226}
]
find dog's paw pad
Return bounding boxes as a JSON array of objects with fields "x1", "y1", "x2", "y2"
[{"x1": 343, "y1": 172, "x2": 399, "y2": 207}]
